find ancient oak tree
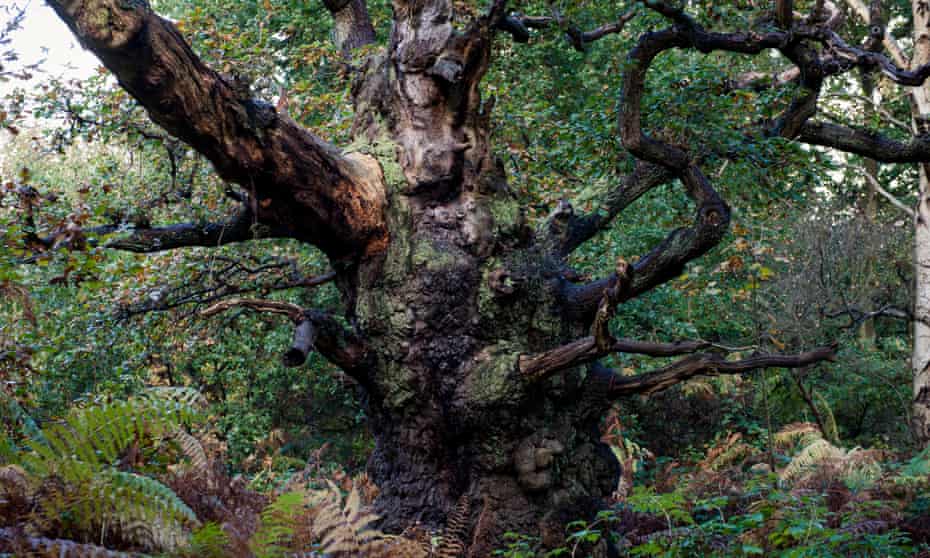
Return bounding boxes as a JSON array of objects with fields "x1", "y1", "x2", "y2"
[{"x1": 39, "y1": 0, "x2": 930, "y2": 554}]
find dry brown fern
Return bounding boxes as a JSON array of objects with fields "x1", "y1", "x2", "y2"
[
  {"x1": 171, "y1": 428, "x2": 210, "y2": 478},
  {"x1": 302, "y1": 481, "x2": 427, "y2": 558},
  {"x1": 0, "y1": 463, "x2": 30, "y2": 501},
  {"x1": 313, "y1": 481, "x2": 392, "y2": 556},
  {"x1": 779, "y1": 439, "x2": 882, "y2": 490},
  {"x1": 0, "y1": 464, "x2": 32, "y2": 531},
  {"x1": 435, "y1": 493, "x2": 471, "y2": 558},
  {"x1": 699, "y1": 432, "x2": 754, "y2": 471},
  {"x1": 773, "y1": 422, "x2": 823, "y2": 450}
]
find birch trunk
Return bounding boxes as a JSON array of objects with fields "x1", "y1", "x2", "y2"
[{"x1": 912, "y1": 0, "x2": 930, "y2": 446}]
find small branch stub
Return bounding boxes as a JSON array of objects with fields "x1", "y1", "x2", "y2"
[
  {"x1": 592, "y1": 258, "x2": 632, "y2": 352},
  {"x1": 283, "y1": 320, "x2": 318, "y2": 367}
]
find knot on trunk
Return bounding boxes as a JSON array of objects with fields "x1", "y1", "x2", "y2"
[
  {"x1": 514, "y1": 437, "x2": 565, "y2": 492},
  {"x1": 62, "y1": 0, "x2": 147, "y2": 50},
  {"x1": 488, "y1": 268, "x2": 522, "y2": 298}
]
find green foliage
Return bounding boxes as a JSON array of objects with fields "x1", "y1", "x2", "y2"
[
  {"x1": 250, "y1": 491, "x2": 305, "y2": 558},
  {"x1": 187, "y1": 522, "x2": 231, "y2": 558},
  {"x1": 3, "y1": 389, "x2": 203, "y2": 552}
]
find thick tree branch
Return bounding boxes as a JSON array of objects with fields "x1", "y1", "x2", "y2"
[
  {"x1": 598, "y1": 345, "x2": 837, "y2": 397},
  {"x1": 48, "y1": 0, "x2": 387, "y2": 258},
  {"x1": 101, "y1": 210, "x2": 273, "y2": 253},
  {"x1": 25, "y1": 208, "x2": 268, "y2": 260},
  {"x1": 564, "y1": 0, "x2": 930, "y2": 321},
  {"x1": 520, "y1": 336, "x2": 712, "y2": 380},
  {"x1": 522, "y1": 318, "x2": 755, "y2": 382},
  {"x1": 521, "y1": 321, "x2": 834, "y2": 386},
  {"x1": 284, "y1": 320, "x2": 318, "y2": 367},
  {"x1": 821, "y1": 28, "x2": 930, "y2": 87},
  {"x1": 800, "y1": 121, "x2": 930, "y2": 162},
  {"x1": 540, "y1": 161, "x2": 674, "y2": 256}
]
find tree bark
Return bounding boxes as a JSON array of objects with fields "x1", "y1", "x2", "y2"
[
  {"x1": 910, "y1": 0, "x2": 930, "y2": 447},
  {"x1": 858, "y1": 70, "x2": 879, "y2": 347}
]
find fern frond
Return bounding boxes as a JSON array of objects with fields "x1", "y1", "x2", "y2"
[
  {"x1": 315, "y1": 482, "x2": 393, "y2": 557},
  {"x1": 171, "y1": 428, "x2": 210, "y2": 475},
  {"x1": 779, "y1": 438, "x2": 845, "y2": 483},
  {"x1": 10, "y1": 394, "x2": 206, "y2": 554},
  {"x1": 187, "y1": 521, "x2": 230, "y2": 558},
  {"x1": 699, "y1": 432, "x2": 753, "y2": 471},
  {"x1": 101, "y1": 470, "x2": 198, "y2": 523},
  {"x1": 841, "y1": 449, "x2": 882, "y2": 491},
  {"x1": 20, "y1": 396, "x2": 201, "y2": 479},
  {"x1": 436, "y1": 493, "x2": 470, "y2": 558},
  {"x1": 250, "y1": 491, "x2": 305, "y2": 558},
  {"x1": 144, "y1": 386, "x2": 208, "y2": 414},
  {"x1": 773, "y1": 422, "x2": 822, "y2": 450},
  {"x1": 38, "y1": 470, "x2": 198, "y2": 552}
]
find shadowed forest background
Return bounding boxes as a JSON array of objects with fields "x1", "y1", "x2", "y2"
[{"x1": 1, "y1": 0, "x2": 930, "y2": 556}]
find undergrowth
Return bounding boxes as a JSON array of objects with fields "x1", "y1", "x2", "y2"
[
  {"x1": 0, "y1": 388, "x2": 471, "y2": 557},
  {"x1": 495, "y1": 423, "x2": 930, "y2": 557}
]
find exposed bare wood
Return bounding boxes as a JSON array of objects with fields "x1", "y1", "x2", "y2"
[
  {"x1": 283, "y1": 320, "x2": 318, "y2": 367},
  {"x1": 199, "y1": 300, "x2": 369, "y2": 376},
  {"x1": 200, "y1": 297, "x2": 304, "y2": 321}
]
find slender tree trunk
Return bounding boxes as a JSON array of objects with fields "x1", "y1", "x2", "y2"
[
  {"x1": 912, "y1": 0, "x2": 930, "y2": 447},
  {"x1": 859, "y1": 70, "x2": 879, "y2": 348}
]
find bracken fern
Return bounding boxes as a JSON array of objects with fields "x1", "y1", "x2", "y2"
[{"x1": 7, "y1": 389, "x2": 203, "y2": 553}]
